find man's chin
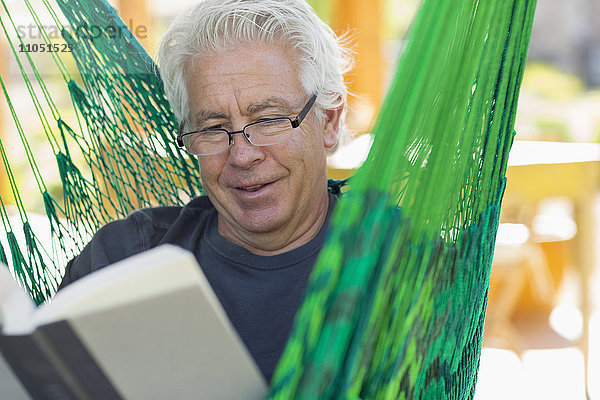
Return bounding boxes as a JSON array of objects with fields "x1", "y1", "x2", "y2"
[{"x1": 235, "y1": 210, "x2": 287, "y2": 234}]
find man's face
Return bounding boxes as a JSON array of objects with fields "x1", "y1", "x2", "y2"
[{"x1": 185, "y1": 43, "x2": 339, "y2": 250}]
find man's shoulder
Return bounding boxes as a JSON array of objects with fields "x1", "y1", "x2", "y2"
[
  {"x1": 125, "y1": 195, "x2": 214, "y2": 231},
  {"x1": 58, "y1": 196, "x2": 215, "y2": 289},
  {"x1": 96, "y1": 195, "x2": 216, "y2": 252}
]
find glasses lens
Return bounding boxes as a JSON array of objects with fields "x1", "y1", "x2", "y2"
[
  {"x1": 183, "y1": 130, "x2": 229, "y2": 155},
  {"x1": 246, "y1": 119, "x2": 293, "y2": 146}
]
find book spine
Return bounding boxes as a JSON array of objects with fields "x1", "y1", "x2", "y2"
[
  {"x1": 40, "y1": 321, "x2": 124, "y2": 399},
  {"x1": 0, "y1": 332, "x2": 79, "y2": 400},
  {"x1": 0, "y1": 321, "x2": 123, "y2": 400}
]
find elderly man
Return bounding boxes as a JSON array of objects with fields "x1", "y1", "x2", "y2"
[{"x1": 58, "y1": 0, "x2": 350, "y2": 382}]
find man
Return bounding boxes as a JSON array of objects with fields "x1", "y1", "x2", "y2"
[{"x1": 59, "y1": 0, "x2": 351, "y2": 382}]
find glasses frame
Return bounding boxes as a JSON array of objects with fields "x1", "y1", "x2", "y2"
[{"x1": 177, "y1": 94, "x2": 318, "y2": 155}]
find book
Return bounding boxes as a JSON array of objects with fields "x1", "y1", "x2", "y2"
[{"x1": 0, "y1": 244, "x2": 268, "y2": 400}]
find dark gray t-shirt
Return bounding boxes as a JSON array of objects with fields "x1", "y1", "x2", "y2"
[{"x1": 59, "y1": 193, "x2": 337, "y2": 382}]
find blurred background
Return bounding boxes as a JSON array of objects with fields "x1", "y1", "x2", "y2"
[{"x1": 1, "y1": 0, "x2": 599, "y2": 398}]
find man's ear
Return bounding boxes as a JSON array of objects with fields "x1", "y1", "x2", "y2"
[{"x1": 322, "y1": 105, "x2": 343, "y2": 150}]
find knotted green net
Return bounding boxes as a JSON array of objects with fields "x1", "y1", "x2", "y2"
[{"x1": 0, "y1": 0, "x2": 536, "y2": 397}]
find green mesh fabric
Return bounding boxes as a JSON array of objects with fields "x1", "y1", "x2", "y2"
[
  {"x1": 0, "y1": 0, "x2": 202, "y2": 302},
  {"x1": 269, "y1": 0, "x2": 536, "y2": 397},
  {"x1": 0, "y1": 0, "x2": 536, "y2": 397}
]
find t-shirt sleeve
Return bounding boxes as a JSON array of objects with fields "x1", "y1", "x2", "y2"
[{"x1": 57, "y1": 211, "x2": 151, "y2": 289}]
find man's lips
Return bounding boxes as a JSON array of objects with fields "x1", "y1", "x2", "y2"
[
  {"x1": 233, "y1": 179, "x2": 279, "y2": 193},
  {"x1": 238, "y1": 183, "x2": 268, "y2": 192}
]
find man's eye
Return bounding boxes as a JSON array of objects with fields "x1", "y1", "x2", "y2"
[
  {"x1": 201, "y1": 130, "x2": 222, "y2": 136},
  {"x1": 257, "y1": 117, "x2": 283, "y2": 123}
]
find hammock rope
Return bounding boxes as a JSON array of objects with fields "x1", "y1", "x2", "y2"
[
  {"x1": 269, "y1": 0, "x2": 535, "y2": 397},
  {"x1": 1, "y1": 0, "x2": 204, "y2": 301}
]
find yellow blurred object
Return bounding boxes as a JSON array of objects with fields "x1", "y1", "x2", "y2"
[
  {"x1": 499, "y1": 141, "x2": 600, "y2": 394},
  {"x1": 521, "y1": 63, "x2": 585, "y2": 100},
  {"x1": 332, "y1": 0, "x2": 384, "y2": 133},
  {"x1": 515, "y1": 239, "x2": 573, "y2": 316},
  {"x1": 502, "y1": 141, "x2": 599, "y2": 321},
  {"x1": 488, "y1": 237, "x2": 549, "y2": 352},
  {"x1": 117, "y1": 0, "x2": 153, "y2": 52}
]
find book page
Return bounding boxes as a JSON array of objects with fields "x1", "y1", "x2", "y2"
[
  {"x1": 0, "y1": 266, "x2": 36, "y2": 335},
  {"x1": 31, "y1": 245, "x2": 222, "y2": 327},
  {"x1": 69, "y1": 285, "x2": 267, "y2": 399}
]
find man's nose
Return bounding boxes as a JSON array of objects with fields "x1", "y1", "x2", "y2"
[{"x1": 227, "y1": 131, "x2": 266, "y2": 168}]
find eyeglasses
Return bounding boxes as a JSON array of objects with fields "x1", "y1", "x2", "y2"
[{"x1": 177, "y1": 94, "x2": 317, "y2": 156}]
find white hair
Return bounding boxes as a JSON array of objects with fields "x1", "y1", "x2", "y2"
[{"x1": 156, "y1": 0, "x2": 352, "y2": 135}]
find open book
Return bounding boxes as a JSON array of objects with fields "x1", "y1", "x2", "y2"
[{"x1": 0, "y1": 245, "x2": 268, "y2": 400}]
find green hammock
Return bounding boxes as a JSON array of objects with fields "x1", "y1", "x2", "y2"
[{"x1": 0, "y1": 0, "x2": 536, "y2": 398}]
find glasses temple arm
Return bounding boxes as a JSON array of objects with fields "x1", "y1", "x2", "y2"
[
  {"x1": 176, "y1": 122, "x2": 186, "y2": 147},
  {"x1": 292, "y1": 94, "x2": 317, "y2": 128}
]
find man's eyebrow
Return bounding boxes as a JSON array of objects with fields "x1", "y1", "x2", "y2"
[
  {"x1": 192, "y1": 110, "x2": 228, "y2": 126},
  {"x1": 246, "y1": 97, "x2": 294, "y2": 114}
]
